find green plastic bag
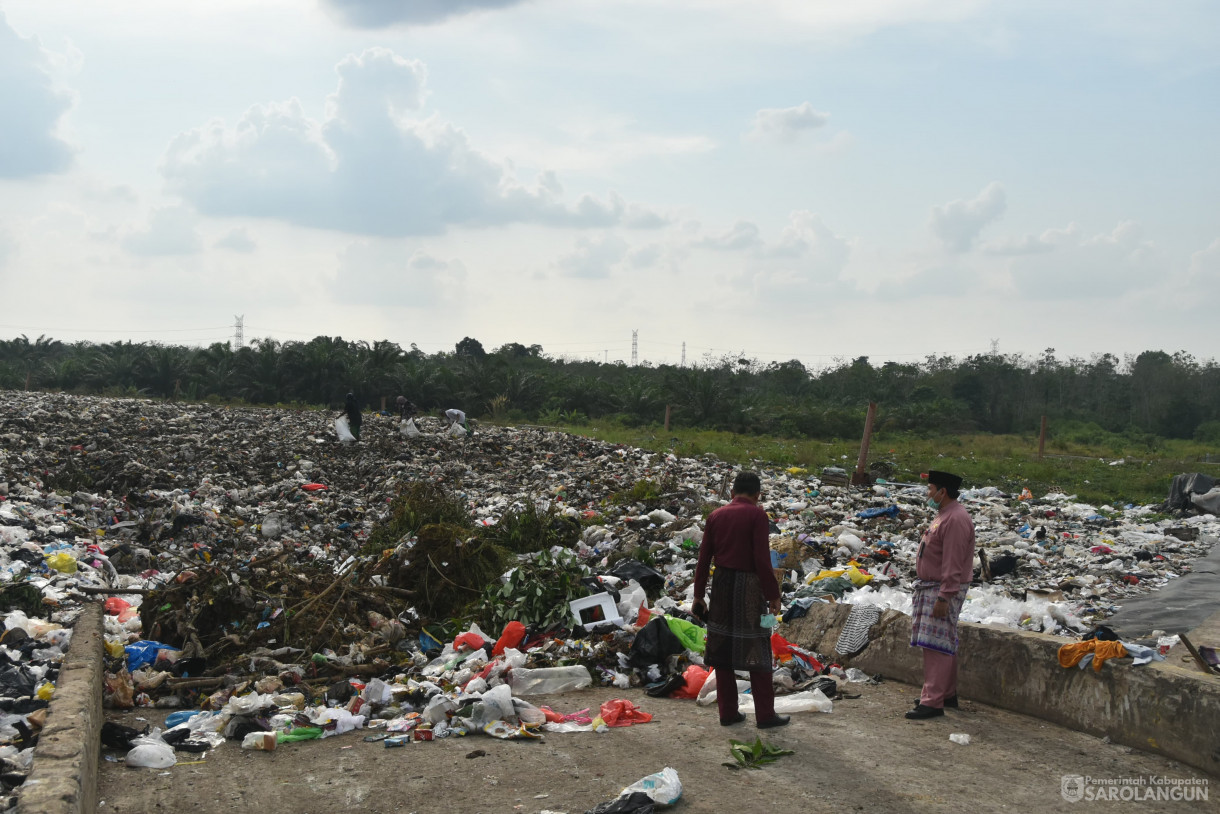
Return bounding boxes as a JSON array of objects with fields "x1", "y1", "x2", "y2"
[
  {"x1": 665, "y1": 616, "x2": 707, "y2": 654},
  {"x1": 276, "y1": 727, "x2": 324, "y2": 743}
]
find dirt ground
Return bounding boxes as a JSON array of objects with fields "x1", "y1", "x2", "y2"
[{"x1": 97, "y1": 681, "x2": 1213, "y2": 814}]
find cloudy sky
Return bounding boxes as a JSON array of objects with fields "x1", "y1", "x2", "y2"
[{"x1": 1, "y1": 0, "x2": 1217, "y2": 367}]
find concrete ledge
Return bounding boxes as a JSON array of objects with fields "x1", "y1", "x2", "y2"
[
  {"x1": 16, "y1": 602, "x2": 104, "y2": 814},
  {"x1": 784, "y1": 602, "x2": 1220, "y2": 777}
]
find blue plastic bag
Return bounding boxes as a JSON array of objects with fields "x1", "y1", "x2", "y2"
[{"x1": 125, "y1": 640, "x2": 176, "y2": 671}]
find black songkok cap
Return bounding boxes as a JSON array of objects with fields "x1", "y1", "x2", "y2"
[{"x1": 926, "y1": 470, "x2": 963, "y2": 492}]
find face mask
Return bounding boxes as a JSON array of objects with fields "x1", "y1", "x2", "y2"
[{"x1": 927, "y1": 495, "x2": 940, "y2": 509}]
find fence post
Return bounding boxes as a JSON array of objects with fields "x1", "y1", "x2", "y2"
[
  {"x1": 1038, "y1": 415, "x2": 1048, "y2": 460},
  {"x1": 852, "y1": 401, "x2": 878, "y2": 486},
  {"x1": 664, "y1": 404, "x2": 672, "y2": 433}
]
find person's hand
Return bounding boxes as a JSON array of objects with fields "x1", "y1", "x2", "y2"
[
  {"x1": 768, "y1": 598, "x2": 781, "y2": 615},
  {"x1": 932, "y1": 597, "x2": 948, "y2": 619},
  {"x1": 692, "y1": 598, "x2": 708, "y2": 620}
]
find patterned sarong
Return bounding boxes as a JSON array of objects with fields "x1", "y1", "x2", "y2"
[
  {"x1": 909, "y1": 581, "x2": 967, "y2": 655},
  {"x1": 704, "y1": 567, "x2": 772, "y2": 671}
]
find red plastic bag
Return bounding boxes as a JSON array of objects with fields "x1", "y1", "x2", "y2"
[
  {"x1": 301, "y1": 483, "x2": 328, "y2": 492},
  {"x1": 669, "y1": 665, "x2": 709, "y2": 700},
  {"x1": 599, "y1": 699, "x2": 653, "y2": 727},
  {"x1": 104, "y1": 597, "x2": 130, "y2": 616},
  {"x1": 635, "y1": 603, "x2": 651, "y2": 626},
  {"x1": 771, "y1": 632, "x2": 798, "y2": 659},
  {"x1": 492, "y1": 621, "x2": 526, "y2": 656},
  {"x1": 453, "y1": 632, "x2": 485, "y2": 651}
]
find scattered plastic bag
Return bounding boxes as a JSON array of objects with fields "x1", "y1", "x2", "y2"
[
  {"x1": 949, "y1": 733, "x2": 971, "y2": 745},
  {"x1": 740, "y1": 688, "x2": 833, "y2": 714},
  {"x1": 620, "y1": 767, "x2": 682, "y2": 807},
  {"x1": 126, "y1": 730, "x2": 176, "y2": 768},
  {"x1": 616, "y1": 580, "x2": 647, "y2": 621},
  {"x1": 399, "y1": 418, "x2": 422, "y2": 438},
  {"x1": 508, "y1": 666, "x2": 592, "y2": 695},
  {"x1": 585, "y1": 791, "x2": 656, "y2": 814},
  {"x1": 599, "y1": 699, "x2": 652, "y2": 727},
  {"x1": 335, "y1": 416, "x2": 356, "y2": 444},
  {"x1": 668, "y1": 665, "x2": 710, "y2": 700},
  {"x1": 45, "y1": 552, "x2": 78, "y2": 574},
  {"x1": 241, "y1": 731, "x2": 278, "y2": 751},
  {"x1": 663, "y1": 616, "x2": 706, "y2": 653}
]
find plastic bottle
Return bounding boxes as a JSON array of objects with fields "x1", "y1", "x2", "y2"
[{"x1": 507, "y1": 666, "x2": 592, "y2": 696}]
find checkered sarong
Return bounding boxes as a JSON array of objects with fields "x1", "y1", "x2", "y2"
[{"x1": 909, "y1": 581, "x2": 966, "y2": 656}]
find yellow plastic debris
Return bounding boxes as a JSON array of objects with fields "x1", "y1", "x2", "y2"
[{"x1": 45, "y1": 552, "x2": 78, "y2": 573}]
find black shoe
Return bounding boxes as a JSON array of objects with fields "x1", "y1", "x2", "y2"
[
  {"x1": 720, "y1": 712, "x2": 746, "y2": 726},
  {"x1": 913, "y1": 695, "x2": 958, "y2": 708},
  {"x1": 905, "y1": 704, "x2": 944, "y2": 720},
  {"x1": 757, "y1": 715, "x2": 790, "y2": 729}
]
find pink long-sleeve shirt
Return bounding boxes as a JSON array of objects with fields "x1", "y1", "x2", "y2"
[
  {"x1": 916, "y1": 499, "x2": 976, "y2": 598},
  {"x1": 693, "y1": 497, "x2": 780, "y2": 602}
]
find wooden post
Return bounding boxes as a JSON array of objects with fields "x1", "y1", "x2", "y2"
[
  {"x1": 664, "y1": 404, "x2": 671, "y2": 433},
  {"x1": 380, "y1": 396, "x2": 387, "y2": 412},
  {"x1": 852, "y1": 401, "x2": 877, "y2": 486},
  {"x1": 1038, "y1": 415, "x2": 1048, "y2": 460}
]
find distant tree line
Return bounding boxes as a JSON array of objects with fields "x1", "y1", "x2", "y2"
[{"x1": 2, "y1": 334, "x2": 1219, "y2": 443}]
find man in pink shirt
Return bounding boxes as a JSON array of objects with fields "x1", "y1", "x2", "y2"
[
  {"x1": 692, "y1": 472, "x2": 787, "y2": 728},
  {"x1": 907, "y1": 470, "x2": 976, "y2": 720}
]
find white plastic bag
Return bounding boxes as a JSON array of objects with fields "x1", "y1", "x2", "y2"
[
  {"x1": 399, "y1": 419, "x2": 421, "y2": 438},
  {"x1": 126, "y1": 730, "x2": 176, "y2": 768},
  {"x1": 447, "y1": 422, "x2": 468, "y2": 438},
  {"x1": 335, "y1": 416, "x2": 356, "y2": 444},
  {"x1": 621, "y1": 767, "x2": 682, "y2": 807},
  {"x1": 240, "y1": 731, "x2": 278, "y2": 751},
  {"x1": 616, "y1": 580, "x2": 647, "y2": 622},
  {"x1": 507, "y1": 666, "x2": 592, "y2": 696},
  {"x1": 740, "y1": 688, "x2": 833, "y2": 714}
]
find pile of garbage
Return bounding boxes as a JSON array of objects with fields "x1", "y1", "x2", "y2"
[{"x1": 0, "y1": 390, "x2": 1217, "y2": 788}]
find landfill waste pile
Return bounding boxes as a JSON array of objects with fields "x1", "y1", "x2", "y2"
[{"x1": 0, "y1": 390, "x2": 1217, "y2": 801}]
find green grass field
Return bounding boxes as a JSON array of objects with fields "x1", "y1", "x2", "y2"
[{"x1": 539, "y1": 420, "x2": 1220, "y2": 507}]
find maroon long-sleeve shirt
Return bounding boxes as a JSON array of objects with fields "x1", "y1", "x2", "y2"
[
  {"x1": 693, "y1": 496, "x2": 780, "y2": 602},
  {"x1": 916, "y1": 499, "x2": 976, "y2": 598}
]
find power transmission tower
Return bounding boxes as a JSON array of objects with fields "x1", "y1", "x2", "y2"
[
  {"x1": 232, "y1": 315, "x2": 244, "y2": 350},
  {"x1": 631, "y1": 330, "x2": 638, "y2": 366},
  {"x1": 681, "y1": 342, "x2": 686, "y2": 367}
]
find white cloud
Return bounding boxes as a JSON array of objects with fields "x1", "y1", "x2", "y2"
[
  {"x1": 695, "y1": 220, "x2": 764, "y2": 251},
  {"x1": 556, "y1": 234, "x2": 629, "y2": 279},
  {"x1": 215, "y1": 227, "x2": 257, "y2": 252},
  {"x1": 1183, "y1": 237, "x2": 1220, "y2": 305},
  {"x1": 121, "y1": 206, "x2": 202, "y2": 256},
  {"x1": 747, "y1": 102, "x2": 830, "y2": 142},
  {"x1": 163, "y1": 48, "x2": 646, "y2": 237},
  {"x1": 322, "y1": 0, "x2": 530, "y2": 28},
  {"x1": 629, "y1": 243, "x2": 662, "y2": 268},
  {"x1": 0, "y1": 11, "x2": 75, "y2": 178},
  {"x1": 0, "y1": 226, "x2": 13, "y2": 270},
  {"x1": 770, "y1": 211, "x2": 851, "y2": 273},
  {"x1": 929, "y1": 182, "x2": 1006, "y2": 252},
  {"x1": 334, "y1": 242, "x2": 467, "y2": 306},
  {"x1": 982, "y1": 223, "x2": 1079, "y2": 255}
]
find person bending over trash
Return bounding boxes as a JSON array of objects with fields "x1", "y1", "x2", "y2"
[
  {"x1": 339, "y1": 392, "x2": 362, "y2": 441},
  {"x1": 442, "y1": 408, "x2": 468, "y2": 431},
  {"x1": 692, "y1": 471, "x2": 789, "y2": 729},
  {"x1": 907, "y1": 469, "x2": 976, "y2": 720}
]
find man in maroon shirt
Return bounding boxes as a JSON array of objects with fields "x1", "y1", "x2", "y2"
[
  {"x1": 907, "y1": 469, "x2": 976, "y2": 720},
  {"x1": 692, "y1": 471, "x2": 787, "y2": 728}
]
